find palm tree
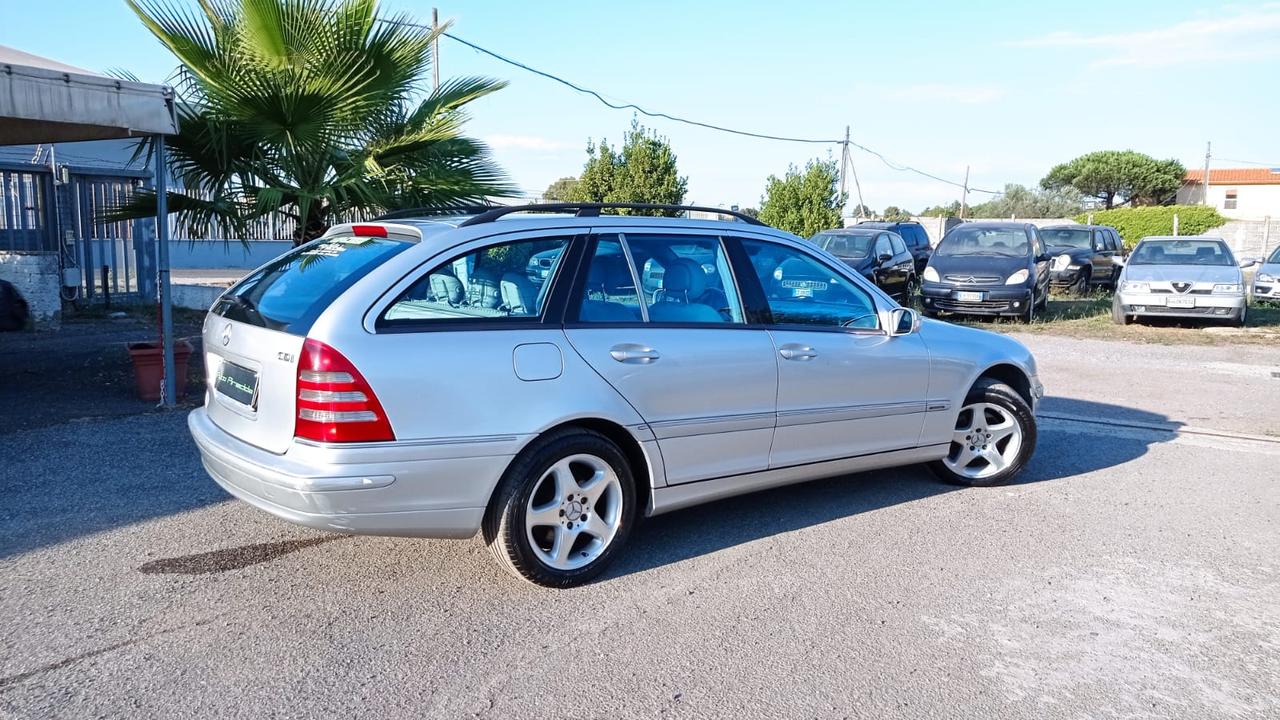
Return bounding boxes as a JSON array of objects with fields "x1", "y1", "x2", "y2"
[{"x1": 114, "y1": 0, "x2": 513, "y2": 242}]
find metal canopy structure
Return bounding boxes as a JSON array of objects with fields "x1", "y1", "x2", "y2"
[{"x1": 1, "y1": 44, "x2": 182, "y2": 405}]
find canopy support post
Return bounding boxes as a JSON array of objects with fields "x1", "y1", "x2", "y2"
[{"x1": 154, "y1": 133, "x2": 176, "y2": 407}]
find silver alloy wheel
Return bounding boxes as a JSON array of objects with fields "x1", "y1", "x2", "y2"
[
  {"x1": 945, "y1": 402, "x2": 1023, "y2": 480},
  {"x1": 524, "y1": 453, "x2": 624, "y2": 571}
]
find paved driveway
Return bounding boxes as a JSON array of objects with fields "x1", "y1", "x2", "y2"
[{"x1": 2, "y1": 335, "x2": 1278, "y2": 719}]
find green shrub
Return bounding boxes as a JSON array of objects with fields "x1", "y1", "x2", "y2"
[{"x1": 1074, "y1": 205, "x2": 1228, "y2": 249}]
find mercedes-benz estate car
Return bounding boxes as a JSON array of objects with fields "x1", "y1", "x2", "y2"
[
  {"x1": 1039, "y1": 224, "x2": 1124, "y2": 293},
  {"x1": 190, "y1": 203, "x2": 1043, "y2": 587},
  {"x1": 920, "y1": 222, "x2": 1051, "y2": 321},
  {"x1": 1252, "y1": 245, "x2": 1280, "y2": 303},
  {"x1": 1112, "y1": 236, "x2": 1248, "y2": 326},
  {"x1": 808, "y1": 227, "x2": 918, "y2": 301}
]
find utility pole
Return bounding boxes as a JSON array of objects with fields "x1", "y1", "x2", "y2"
[
  {"x1": 959, "y1": 165, "x2": 970, "y2": 219},
  {"x1": 838, "y1": 126, "x2": 849, "y2": 220},
  {"x1": 432, "y1": 8, "x2": 440, "y2": 92},
  {"x1": 1201, "y1": 141, "x2": 1211, "y2": 206},
  {"x1": 838, "y1": 126, "x2": 867, "y2": 222}
]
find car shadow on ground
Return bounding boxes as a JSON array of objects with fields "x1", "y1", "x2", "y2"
[{"x1": 604, "y1": 398, "x2": 1180, "y2": 580}]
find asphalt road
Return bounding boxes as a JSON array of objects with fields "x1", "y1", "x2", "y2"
[{"x1": 1, "y1": 334, "x2": 1278, "y2": 719}]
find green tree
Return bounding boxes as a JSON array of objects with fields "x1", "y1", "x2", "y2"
[
  {"x1": 881, "y1": 205, "x2": 912, "y2": 222},
  {"x1": 1041, "y1": 151, "x2": 1185, "y2": 209},
  {"x1": 568, "y1": 120, "x2": 687, "y2": 215},
  {"x1": 757, "y1": 158, "x2": 844, "y2": 237},
  {"x1": 112, "y1": 0, "x2": 512, "y2": 242},
  {"x1": 967, "y1": 183, "x2": 1084, "y2": 218},
  {"x1": 849, "y1": 203, "x2": 874, "y2": 219},
  {"x1": 542, "y1": 176, "x2": 579, "y2": 202},
  {"x1": 919, "y1": 200, "x2": 964, "y2": 217}
]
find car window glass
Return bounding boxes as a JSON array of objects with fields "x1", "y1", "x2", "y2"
[
  {"x1": 381, "y1": 236, "x2": 569, "y2": 324},
  {"x1": 874, "y1": 234, "x2": 892, "y2": 258},
  {"x1": 577, "y1": 238, "x2": 643, "y2": 323},
  {"x1": 625, "y1": 234, "x2": 744, "y2": 324},
  {"x1": 740, "y1": 238, "x2": 879, "y2": 331},
  {"x1": 889, "y1": 233, "x2": 907, "y2": 255},
  {"x1": 1033, "y1": 229, "x2": 1047, "y2": 258}
]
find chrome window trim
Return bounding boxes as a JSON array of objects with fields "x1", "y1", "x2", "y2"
[{"x1": 615, "y1": 232, "x2": 650, "y2": 324}]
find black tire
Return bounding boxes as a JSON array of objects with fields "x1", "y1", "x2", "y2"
[
  {"x1": 1022, "y1": 294, "x2": 1036, "y2": 323},
  {"x1": 928, "y1": 378, "x2": 1037, "y2": 487},
  {"x1": 1111, "y1": 295, "x2": 1130, "y2": 325},
  {"x1": 902, "y1": 275, "x2": 920, "y2": 305},
  {"x1": 483, "y1": 428, "x2": 637, "y2": 587},
  {"x1": 1070, "y1": 269, "x2": 1091, "y2": 296}
]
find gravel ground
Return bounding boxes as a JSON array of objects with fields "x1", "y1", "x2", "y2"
[{"x1": 1, "y1": 334, "x2": 1278, "y2": 719}]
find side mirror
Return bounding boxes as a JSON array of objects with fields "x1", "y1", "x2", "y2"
[
  {"x1": 878, "y1": 253, "x2": 893, "y2": 264},
  {"x1": 890, "y1": 307, "x2": 920, "y2": 336},
  {"x1": 1238, "y1": 257, "x2": 1259, "y2": 269},
  {"x1": 1036, "y1": 253, "x2": 1051, "y2": 263}
]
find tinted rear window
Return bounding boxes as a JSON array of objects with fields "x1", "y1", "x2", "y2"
[{"x1": 213, "y1": 235, "x2": 410, "y2": 335}]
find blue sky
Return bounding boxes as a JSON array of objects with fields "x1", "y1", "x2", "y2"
[{"x1": 3, "y1": 0, "x2": 1279, "y2": 212}]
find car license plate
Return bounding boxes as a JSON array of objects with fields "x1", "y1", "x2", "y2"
[
  {"x1": 1167, "y1": 296, "x2": 1195, "y2": 308},
  {"x1": 954, "y1": 290, "x2": 984, "y2": 302},
  {"x1": 215, "y1": 360, "x2": 259, "y2": 407}
]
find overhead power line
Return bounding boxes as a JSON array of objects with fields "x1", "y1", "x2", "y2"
[
  {"x1": 377, "y1": 16, "x2": 999, "y2": 195},
  {"x1": 1215, "y1": 157, "x2": 1280, "y2": 168}
]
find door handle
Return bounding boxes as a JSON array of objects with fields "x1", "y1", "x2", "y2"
[
  {"x1": 778, "y1": 344, "x2": 818, "y2": 361},
  {"x1": 610, "y1": 343, "x2": 661, "y2": 364}
]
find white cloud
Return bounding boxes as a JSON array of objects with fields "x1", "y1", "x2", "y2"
[
  {"x1": 1009, "y1": 4, "x2": 1280, "y2": 68},
  {"x1": 483, "y1": 134, "x2": 576, "y2": 152},
  {"x1": 886, "y1": 84, "x2": 1005, "y2": 105}
]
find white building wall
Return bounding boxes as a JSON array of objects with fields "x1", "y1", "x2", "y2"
[
  {"x1": 1176, "y1": 184, "x2": 1280, "y2": 220},
  {"x1": 0, "y1": 251, "x2": 61, "y2": 330}
]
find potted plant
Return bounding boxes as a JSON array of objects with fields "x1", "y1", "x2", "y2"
[{"x1": 127, "y1": 302, "x2": 194, "y2": 402}]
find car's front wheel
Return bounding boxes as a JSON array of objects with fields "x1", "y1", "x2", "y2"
[
  {"x1": 484, "y1": 429, "x2": 636, "y2": 587},
  {"x1": 929, "y1": 378, "x2": 1036, "y2": 487},
  {"x1": 1111, "y1": 295, "x2": 1130, "y2": 325}
]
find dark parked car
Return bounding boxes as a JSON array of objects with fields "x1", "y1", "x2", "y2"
[
  {"x1": 921, "y1": 222, "x2": 1051, "y2": 321},
  {"x1": 1039, "y1": 224, "x2": 1124, "y2": 293},
  {"x1": 809, "y1": 227, "x2": 917, "y2": 301},
  {"x1": 857, "y1": 220, "x2": 932, "y2": 274}
]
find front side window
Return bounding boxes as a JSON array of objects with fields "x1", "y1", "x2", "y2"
[
  {"x1": 874, "y1": 234, "x2": 893, "y2": 258},
  {"x1": 740, "y1": 238, "x2": 880, "y2": 331},
  {"x1": 381, "y1": 236, "x2": 569, "y2": 324},
  {"x1": 889, "y1": 233, "x2": 908, "y2": 255}
]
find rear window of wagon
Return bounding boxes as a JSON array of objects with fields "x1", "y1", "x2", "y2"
[{"x1": 213, "y1": 236, "x2": 410, "y2": 335}]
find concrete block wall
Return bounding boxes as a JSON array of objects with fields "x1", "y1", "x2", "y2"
[{"x1": 0, "y1": 251, "x2": 61, "y2": 330}]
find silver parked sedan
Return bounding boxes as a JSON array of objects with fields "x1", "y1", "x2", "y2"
[
  {"x1": 1252, "y1": 245, "x2": 1280, "y2": 303},
  {"x1": 190, "y1": 204, "x2": 1043, "y2": 587},
  {"x1": 1112, "y1": 237, "x2": 1249, "y2": 326}
]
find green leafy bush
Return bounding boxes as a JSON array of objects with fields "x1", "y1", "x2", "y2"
[{"x1": 1074, "y1": 205, "x2": 1228, "y2": 248}]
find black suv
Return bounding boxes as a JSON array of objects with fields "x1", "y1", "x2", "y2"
[
  {"x1": 809, "y1": 227, "x2": 917, "y2": 301},
  {"x1": 857, "y1": 220, "x2": 932, "y2": 274},
  {"x1": 920, "y1": 222, "x2": 1051, "y2": 321},
  {"x1": 1039, "y1": 225, "x2": 1124, "y2": 293}
]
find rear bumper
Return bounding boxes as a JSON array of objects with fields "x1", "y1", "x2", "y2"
[
  {"x1": 189, "y1": 408, "x2": 515, "y2": 538},
  {"x1": 921, "y1": 283, "x2": 1032, "y2": 316},
  {"x1": 1114, "y1": 292, "x2": 1245, "y2": 319}
]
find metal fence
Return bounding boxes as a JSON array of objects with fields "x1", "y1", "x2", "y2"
[{"x1": 0, "y1": 165, "x2": 55, "y2": 252}]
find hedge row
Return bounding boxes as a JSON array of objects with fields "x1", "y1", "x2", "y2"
[{"x1": 1073, "y1": 205, "x2": 1228, "y2": 249}]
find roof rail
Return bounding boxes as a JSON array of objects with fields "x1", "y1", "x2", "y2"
[
  {"x1": 457, "y1": 202, "x2": 767, "y2": 227},
  {"x1": 373, "y1": 204, "x2": 502, "y2": 221}
]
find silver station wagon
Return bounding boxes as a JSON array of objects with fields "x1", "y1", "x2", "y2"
[{"x1": 190, "y1": 203, "x2": 1043, "y2": 587}]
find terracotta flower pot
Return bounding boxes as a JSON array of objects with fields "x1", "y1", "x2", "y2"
[{"x1": 127, "y1": 339, "x2": 195, "y2": 402}]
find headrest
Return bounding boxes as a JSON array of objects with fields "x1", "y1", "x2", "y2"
[{"x1": 662, "y1": 258, "x2": 707, "y2": 298}]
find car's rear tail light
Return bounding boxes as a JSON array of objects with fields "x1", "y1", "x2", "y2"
[
  {"x1": 295, "y1": 339, "x2": 395, "y2": 443},
  {"x1": 350, "y1": 224, "x2": 388, "y2": 237}
]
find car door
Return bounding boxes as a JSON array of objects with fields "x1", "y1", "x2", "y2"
[
  {"x1": 888, "y1": 232, "x2": 914, "y2": 281},
  {"x1": 563, "y1": 232, "x2": 778, "y2": 486},
  {"x1": 1030, "y1": 227, "x2": 1051, "y2": 301},
  {"x1": 731, "y1": 236, "x2": 931, "y2": 467},
  {"x1": 871, "y1": 233, "x2": 904, "y2": 297},
  {"x1": 1091, "y1": 229, "x2": 1115, "y2": 284}
]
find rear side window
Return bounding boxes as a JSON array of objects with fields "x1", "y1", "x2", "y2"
[
  {"x1": 214, "y1": 235, "x2": 410, "y2": 335},
  {"x1": 380, "y1": 236, "x2": 570, "y2": 325}
]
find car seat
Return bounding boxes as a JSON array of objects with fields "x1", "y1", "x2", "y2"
[
  {"x1": 648, "y1": 258, "x2": 723, "y2": 323},
  {"x1": 500, "y1": 273, "x2": 540, "y2": 315}
]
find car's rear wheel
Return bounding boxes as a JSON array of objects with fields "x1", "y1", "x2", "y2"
[
  {"x1": 484, "y1": 429, "x2": 636, "y2": 587},
  {"x1": 1111, "y1": 295, "x2": 1130, "y2": 325},
  {"x1": 928, "y1": 379, "x2": 1036, "y2": 487},
  {"x1": 903, "y1": 275, "x2": 920, "y2": 305}
]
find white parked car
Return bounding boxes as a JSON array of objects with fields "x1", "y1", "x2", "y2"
[
  {"x1": 1252, "y1": 246, "x2": 1280, "y2": 303},
  {"x1": 1112, "y1": 237, "x2": 1249, "y2": 327},
  {"x1": 190, "y1": 204, "x2": 1043, "y2": 586}
]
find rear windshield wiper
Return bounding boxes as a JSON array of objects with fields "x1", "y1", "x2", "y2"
[{"x1": 223, "y1": 293, "x2": 258, "y2": 316}]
